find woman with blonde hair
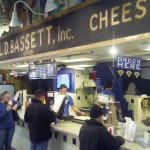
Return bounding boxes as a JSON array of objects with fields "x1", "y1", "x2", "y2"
[{"x1": 0, "y1": 91, "x2": 21, "y2": 150}]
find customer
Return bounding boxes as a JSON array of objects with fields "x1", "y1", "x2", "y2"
[
  {"x1": 59, "y1": 84, "x2": 86, "y2": 115},
  {"x1": 24, "y1": 90, "x2": 56, "y2": 150},
  {"x1": 79, "y1": 104, "x2": 125, "y2": 150},
  {"x1": 0, "y1": 91, "x2": 21, "y2": 150}
]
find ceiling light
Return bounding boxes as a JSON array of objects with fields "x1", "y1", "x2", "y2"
[
  {"x1": 13, "y1": 62, "x2": 28, "y2": 68},
  {"x1": 109, "y1": 45, "x2": 118, "y2": 55},
  {"x1": 62, "y1": 58, "x2": 93, "y2": 63},
  {"x1": 45, "y1": 0, "x2": 58, "y2": 12},
  {"x1": 67, "y1": 63, "x2": 97, "y2": 68},
  {"x1": 72, "y1": 67, "x2": 85, "y2": 70},
  {"x1": 56, "y1": 54, "x2": 97, "y2": 63},
  {"x1": 138, "y1": 42, "x2": 150, "y2": 51},
  {"x1": 9, "y1": 11, "x2": 23, "y2": 27},
  {"x1": 144, "y1": 47, "x2": 150, "y2": 51},
  {"x1": 10, "y1": 1, "x2": 45, "y2": 27},
  {"x1": 10, "y1": 0, "x2": 58, "y2": 27}
]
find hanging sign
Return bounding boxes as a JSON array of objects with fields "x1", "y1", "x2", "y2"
[
  {"x1": 117, "y1": 56, "x2": 141, "y2": 71},
  {"x1": 29, "y1": 59, "x2": 57, "y2": 79},
  {"x1": 117, "y1": 56, "x2": 141, "y2": 78}
]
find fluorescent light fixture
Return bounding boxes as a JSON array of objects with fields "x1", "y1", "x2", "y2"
[
  {"x1": 67, "y1": 64, "x2": 94, "y2": 68},
  {"x1": 67, "y1": 63, "x2": 96, "y2": 68},
  {"x1": 109, "y1": 45, "x2": 118, "y2": 55},
  {"x1": 62, "y1": 58, "x2": 93, "y2": 63},
  {"x1": 138, "y1": 42, "x2": 150, "y2": 51},
  {"x1": 143, "y1": 45, "x2": 150, "y2": 51},
  {"x1": 56, "y1": 54, "x2": 97, "y2": 63},
  {"x1": 72, "y1": 67, "x2": 85, "y2": 70},
  {"x1": 45, "y1": 0, "x2": 58, "y2": 12},
  {"x1": 13, "y1": 62, "x2": 28, "y2": 68}
]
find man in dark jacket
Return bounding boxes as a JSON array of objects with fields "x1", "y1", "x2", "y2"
[
  {"x1": 79, "y1": 104, "x2": 125, "y2": 150},
  {"x1": 24, "y1": 90, "x2": 56, "y2": 150}
]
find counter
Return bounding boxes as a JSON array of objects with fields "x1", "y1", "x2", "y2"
[
  {"x1": 12, "y1": 116, "x2": 150, "y2": 150},
  {"x1": 51, "y1": 121, "x2": 150, "y2": 150}
]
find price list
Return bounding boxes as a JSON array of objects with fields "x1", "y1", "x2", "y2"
[{"x1": 29, "y1": 60, "x2": 56, "y2": 79}]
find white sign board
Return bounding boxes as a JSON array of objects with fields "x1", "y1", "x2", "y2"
[
  {"x1": 52, "y1": 95, "x2": 65, "y2": 113},
  {"x1": 124, "y1": 120, "x2": 137, "y2": 142}
]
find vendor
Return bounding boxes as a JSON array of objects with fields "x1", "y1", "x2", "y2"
[
  {"x1": 102, "y1": 80, "x2": 123, "y2": 122},
  {"x1": 102, "y1": 80, "x2": 116, "y2": 101},
  {"x1": 59, "y1": 84, "x2": 86, "y2": 116}
]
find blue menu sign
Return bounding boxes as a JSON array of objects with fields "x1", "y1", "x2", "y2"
[{"x1": 117, "y1": 56, "x2": 141, "y2": 71}]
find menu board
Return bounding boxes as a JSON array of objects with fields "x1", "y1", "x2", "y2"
[{"x1": 29, "y1": 59, "x2": 56, "y2": 79}]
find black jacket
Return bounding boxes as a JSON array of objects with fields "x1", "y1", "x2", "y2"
[
  {"x1": 24, "y1": 98, "x2": 56, "y2": 143},
  {"x1": 79, "y1": 119, "x2": 124, "y2": 150}
]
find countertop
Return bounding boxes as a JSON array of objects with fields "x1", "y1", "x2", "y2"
[
  {"x1": 19, "y1": 111, "x2": 150, "y2": 150},
  {"x1": 52, "y1": 121, "x2": 82, "y2": 136},
  {"x1": 51, "y1": 121, "x2": 150, "y2": 150}
]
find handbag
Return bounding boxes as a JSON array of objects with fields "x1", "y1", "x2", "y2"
[{"x1": 12, "y1": 110, "x2": 20, "y2": 121}]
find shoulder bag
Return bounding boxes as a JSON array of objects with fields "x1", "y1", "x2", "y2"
[{"x1": 12, "y1": 109, "x2": 20, "y2": 121}]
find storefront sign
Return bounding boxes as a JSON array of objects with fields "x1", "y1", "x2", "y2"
[
  {"x1": 117, "y1": 56, "x2": 141, "y2": 71},
  {"x1": 0, "y1": 0, "x2": 149, "y2": 61}
]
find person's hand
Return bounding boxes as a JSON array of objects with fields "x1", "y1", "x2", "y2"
[
  {"x1": 80, "y1": 112, "x2": 87, "y2": 116},
  {"x1": 6, "y1": 105, "x2": 12, "y2": 111},
  {"x1": 12, "y1": 104, "x2": 18, "y2": 111},
  {"x1": 116, "y1": 136, "x2": 125, "y2": 145}
]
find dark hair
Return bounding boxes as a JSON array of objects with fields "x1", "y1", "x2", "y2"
[
  {"x1": 106, "y1": 80, "x2": 113, "y2": 88},
  {"x1": 60, "y1": 84, "x2": 68, "y2": 89},
  {"x1": 35, "y1": 90, "x2": 45, "y2": 98},
  {"x1": 1, "y1": 91, "x2": 10, "y2": 97}
]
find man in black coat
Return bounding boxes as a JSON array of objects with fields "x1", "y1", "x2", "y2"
[
  {"x1": 79, "y1": 104, "x2": 125, "y2": 150},
  {"x1": 24, "y1": 90, "x2": 56, "y2": 150}
]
